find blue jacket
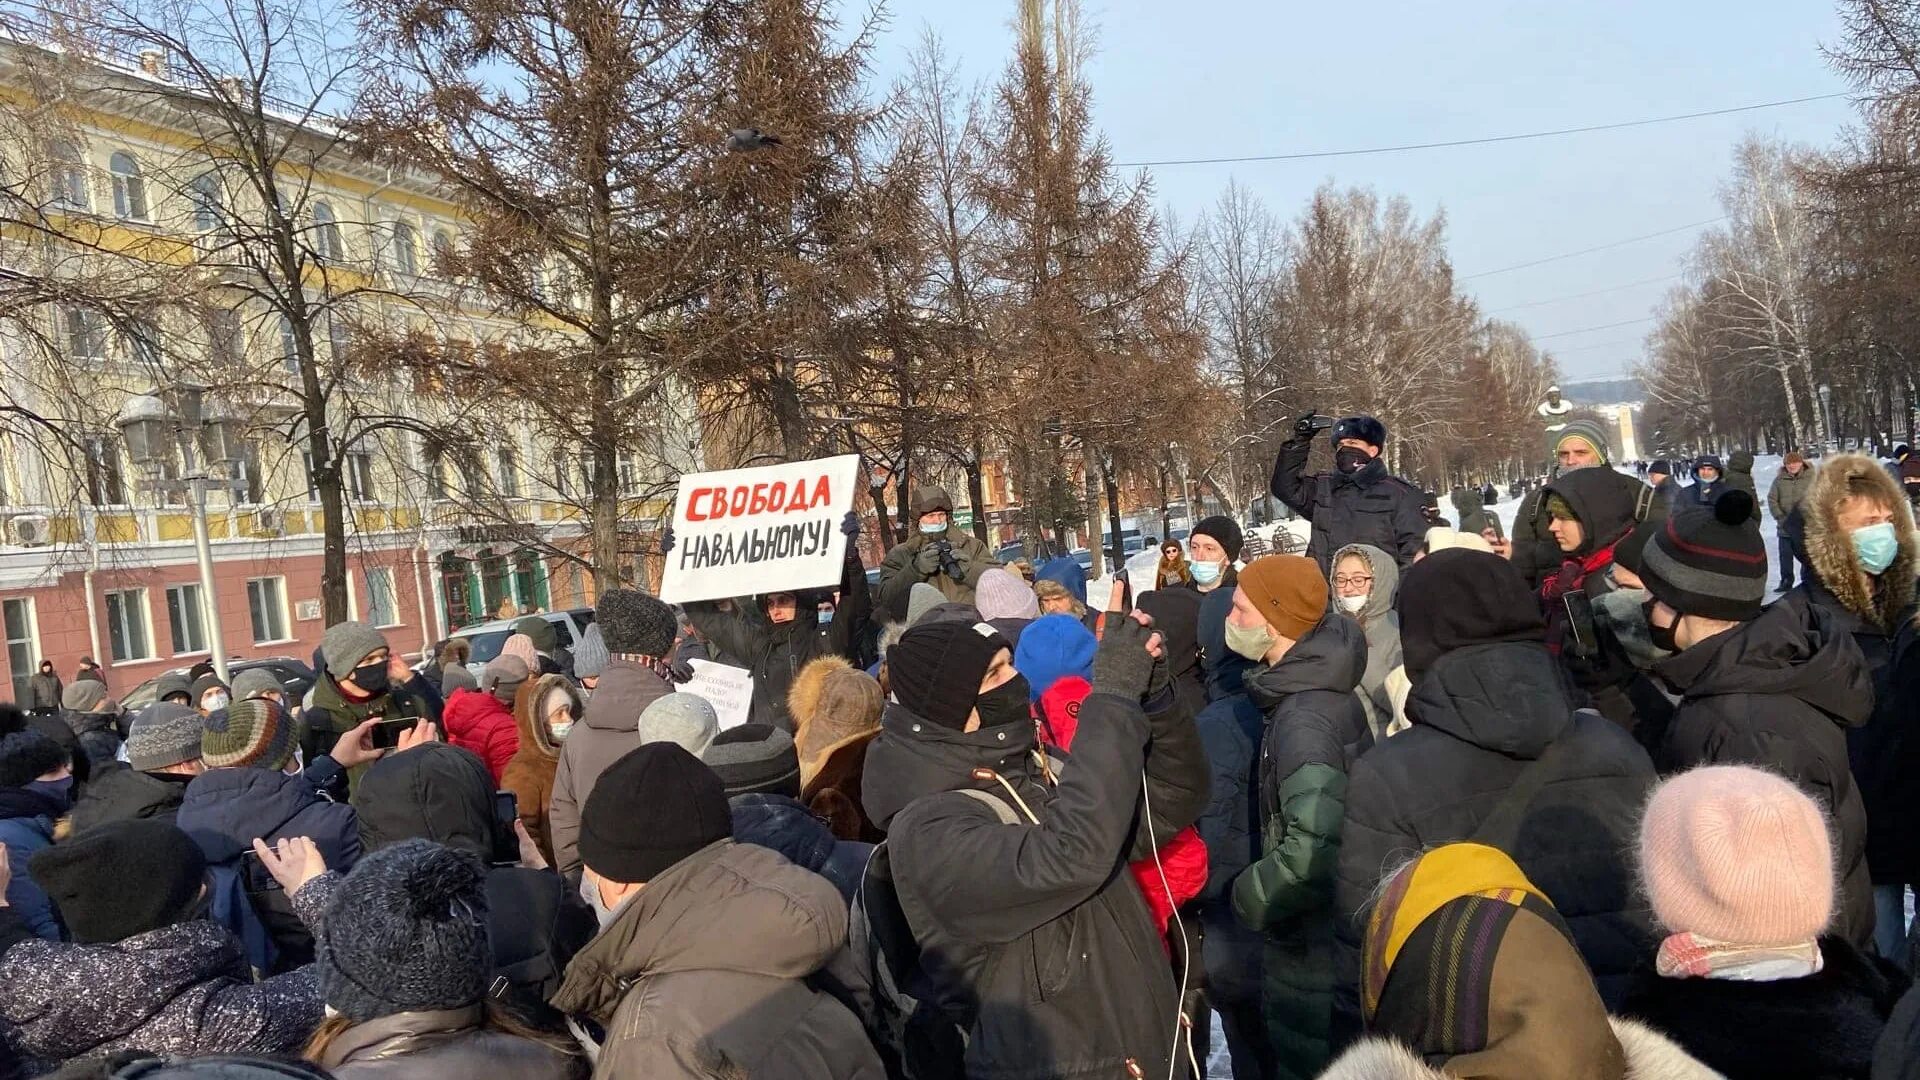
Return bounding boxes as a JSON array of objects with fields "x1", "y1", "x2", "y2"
[
  {"x1": 729, "y1": 793, "x2": 871, "y2": 904},
  {"x1": 0, "y1": 790, "x2": 60, "y2": 941}
]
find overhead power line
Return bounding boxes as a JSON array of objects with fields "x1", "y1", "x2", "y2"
[
  {"x1": 1460, "y1": 217, "x2": 1723, "y2": 280},
  {"x1": 1115, "y1": 93, "x2": 1849, "y2": 168},
  {"x1": 1490, "y1": 273, "x2": 1682, "y2": 313},
  {"x1": 1531, "y1": 316, "x2": 1658, "y2": 342}
]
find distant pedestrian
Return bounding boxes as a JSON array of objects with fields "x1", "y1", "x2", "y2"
[
  {"x1": 25, "y1": 661, "x2": 60, "y2": 715},
  {"x1": 1769, "y1": 451, "x2": 1816, "y2": 589}
]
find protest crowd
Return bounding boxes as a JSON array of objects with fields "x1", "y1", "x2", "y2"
[{"x1": 6, "y1": 411, "x2": 1920, "y2": 1080}]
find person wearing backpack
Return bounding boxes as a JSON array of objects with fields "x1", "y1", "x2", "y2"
[
  {"x1": 858, "y1": 613, "x2": 1210, "y2": 1079},
  {"x1": 1332, "y1": 549, "x2": 1657, "y2": 1044}
]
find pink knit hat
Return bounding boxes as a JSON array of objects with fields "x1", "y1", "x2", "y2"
[
  {"x1": 499, "y1": 632, "x2": 540, "y2": 670},
  {"x1": 1638, "y1": 765, "x2": 1834, "y2": 945},
  {"x1": 975, "y1": 568, "x2": 1040, "y2": 622}
]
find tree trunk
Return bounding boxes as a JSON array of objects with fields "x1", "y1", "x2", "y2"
[
  {"x1": 1081, "y1": 442, "x2": 1103, "y2": 577},
  {"x1": 894, "y1": 441, "x2": 913, "y2": 537},
  {"x1": 1103, "y1": 461, "x2": 1125, "y2": 577},
  {"x1": 1156, "y1": 462, "x2": 1171, "y2": 539},
  {"x1": 965, "y1": 441, "x2": 990, "y2": 546},
  {"x1": 868, "y1": 484, "x2": 895, "y2": 550}
]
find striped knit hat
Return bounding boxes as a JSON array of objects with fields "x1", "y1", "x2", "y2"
[
  {"x1": 201, "y1": 697, "x2": 298, "y2": 771},
  {"x1": 1639, "y1": 490, "x2": 1767, "y2": 622}
]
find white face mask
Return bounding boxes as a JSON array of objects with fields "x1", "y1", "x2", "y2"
[
  {"x1": 1337, "y1": 593, "x2": 1369, "y2": 613},
  {"x1": 549, "y1": 720, "x2": 574, "y2": 742},
  {"x1": 204, "y1": 691, "x2": 230, "y2": 712}
]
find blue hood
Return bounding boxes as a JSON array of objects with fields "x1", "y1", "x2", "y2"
[
  {"x1": 1014, "y1": 613, "x2": 1097, "y2": 701},
  {"x1": 729, "y1": 793, "x2": 870, "y2": 903},
  {"x1": 1035, "y1": 557, "x2": 1088, "y2": 605},
  {"x1": 176, "y1": 767, "x2": 357, "y2": 867}
]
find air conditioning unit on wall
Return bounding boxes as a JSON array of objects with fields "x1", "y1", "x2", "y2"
[
  {"x1": 253, "y1": 508, "x2": 284, "y2": 536},
  {"x1": 6, "y1": 515, "x2": 51, "y2": 547}
]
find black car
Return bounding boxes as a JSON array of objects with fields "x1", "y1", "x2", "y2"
[{"x1": 120, "y1": 656, "x2": 317, "y2": 710}]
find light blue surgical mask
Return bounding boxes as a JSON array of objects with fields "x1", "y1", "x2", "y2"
[
  {"x1": 1853, "y1": 522, "x2": 1900, "y2": 575},
  {"x1": 919, "y1": 520, "x2": 946, "y2": 536},
  {"x1": 1190, "y1": 559, "x2": 1224, "y2": 586}
]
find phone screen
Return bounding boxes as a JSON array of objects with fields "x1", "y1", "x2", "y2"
[
  {"x1": 241, "y1": 850, "x2": 283, "y2": 891},
  {"x1": 491, "y1": 790, "x2": 520, "y2": 864},
  {"x1": 368, "y1": 718, "x2": 412, "y2": 751}
]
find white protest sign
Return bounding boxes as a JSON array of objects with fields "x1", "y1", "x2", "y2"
[
  {"x1": 660, "y1": 454, "x2": 860, "y2": 605},
  {"x1": 681, "y1": 659, "x2": 754, "y2": 730}
]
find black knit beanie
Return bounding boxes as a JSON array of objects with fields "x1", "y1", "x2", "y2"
[
  {"x1": 31, "y1": 820, "x2": 207, "y2": 943},
  {"x1": 887, "y1": 620, "x2": 1009, "y2": 729},
  {"x1": 700, "y1": 724, "x2": 801, "y2": 798},
  {"x1": 1639, "y1": 491, "x2": 1767, "y2": 622},
  {"x1": 1396, "y1": 549, "x2": 1546, "y2": 680},
  {"x1": 316, "y1": 838, "x2": 490, "y2": 1022},
  {"x1": 580, "y1": 742, "x2": 732, "y2": 883},
  {"x1": 0, "y1": 730, "x2": 67, "y2": 788},
  {"x1": 1190, "y1": 515, "x2": 1245, "y2": 561},
  {"x1": 595, "y1": 589, "x2": 678, "y2": 657}
]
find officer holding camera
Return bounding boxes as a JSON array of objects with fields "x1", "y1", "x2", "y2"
[
  {"x1": 876, "y1": 485, "x2": 1005, "y2": 614},
  {"x1": 1270, "y1": 411, "x2": 1428, "y2": 573}
]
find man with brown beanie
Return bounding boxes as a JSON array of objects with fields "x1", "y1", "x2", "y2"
[
  {"x1": 1768, "y1": 450, "x2": 1815, "y2": 590},
  {"x1": 1334, "y1": 549, "x2": 1656, "y2": 1040},
  {"x1": 551, "y1": 742, "x2": 883, "y2": 1077},
  {"x1": 1642, "y1": 490, "x2": 1877, "y2": 949},
  {"x1": 875, "y1": 485, "x2": 1003, "y2": 612},
  {"x1": 549, "y1": 588, "x2": 682, "y2": 877},
  {"x1": 1225, "y1": 555, "x2": 1371, "y2": 1080},
  {"x1": 859, "y1": 613, "x2": 1209, "y2": 1078}
]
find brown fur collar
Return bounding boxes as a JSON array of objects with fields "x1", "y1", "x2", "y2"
[
  {"x1": 1801, "y1": 453, "x2": 1917, "y2": 631},
  {"x1": 1318, "y1": 1018, "x2": 1721, "y2": 1079}
]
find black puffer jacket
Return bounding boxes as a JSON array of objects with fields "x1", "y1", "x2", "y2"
[
  {"x1": 350, "y1": 744, "x2": 595, "y2": 1032},
  {"x1": 67, "y1": 765, "x2": 192, "y2": 834},
  {"x1": 1270, "y1": 439, "x2": 1428, "y2": 572},
  {"x1": 1508, "y1": 485, "x2": 1559, "y2": 590},
  {"x1": 1231, "y1": 615, "x2": 1371, "y2": 1080},
  {"x1": 859, "y1": 687, "x2": 1209, "y2": 1080},
  {"x1": 685, "y1": 543, "x2": 871, "y2": 731},
  {"x1": 1652, "y1": 596, "x2": 1876, "y2": 949},
  {"x1": 1334, "y1": 641, "x2": 1657, "y2": 1037}
]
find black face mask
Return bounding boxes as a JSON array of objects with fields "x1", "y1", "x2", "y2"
[
  {"x1": 974, "y1": 674, "x2": 1033, "y2": 729},
  {"x1": 1335, "y1": 446, "x2": 1372, "y2": 475},
  {"x1": 350, "y1": 660, "x2": 391, "y2": 695},
  {"x1": 1644, "y1": 598, "x2": 1680, "y2": 654}
]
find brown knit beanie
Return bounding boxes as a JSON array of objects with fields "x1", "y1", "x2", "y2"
[{"x1": 1237, "y1": 555, "x2": 1328, "y2": 642}]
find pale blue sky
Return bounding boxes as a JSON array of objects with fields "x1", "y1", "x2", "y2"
[{"x1": 862, "y1": 0, "x2": 1858, "y2": 379}]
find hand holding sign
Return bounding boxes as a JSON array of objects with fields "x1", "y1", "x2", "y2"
[{"x1": 660, "y1": 455, "x2": 861, "y2": 606}]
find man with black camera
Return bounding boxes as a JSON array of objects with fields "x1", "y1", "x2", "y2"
[
  {"x1": 1271, "y1": 412, "x2": 1428, "y2": 573},
  {"x1": 876, "y1": 486, "x2": 1004, "y2": 613}
]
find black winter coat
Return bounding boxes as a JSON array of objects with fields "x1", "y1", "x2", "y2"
[
  {"x1": 1270, "y1": 440, "x2": 1427, "y2": 573},
  {"x1": 349, "y1": 743, "x2": 595, "y2": 1032},
  {"x1": 1508, "y1": 486, "x2": 1560, "y2": 590},
  {"x1": 1334, "y1": 641, "x2": 1657, "y2": 1040},
  {"x1": 67, "y1": 765, "x2": 192, "y2": 834},
  {"x1": 1231, "y1": 615, "x2": 1372, "y2": 1080},
  {"x1": 860, "y1": 686, "x2": 1209, "y2": 1080},
  {"x1": 684, "y1": 543, "x2": 871, "y2": 731},
  {"x1": 1621, "y1": 936, "x2": 1904, "y2": 1080},
  {"x1": 1652, "y1": 596, "x2": 1877, "y2": 948}
]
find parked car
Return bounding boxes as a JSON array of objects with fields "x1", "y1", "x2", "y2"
[
  {"x1": 443, "y1": 607, "x2": 596, "y2": 677},
  {"x1": 120, "y1": 656, "x2": 317, "y2": 711}
]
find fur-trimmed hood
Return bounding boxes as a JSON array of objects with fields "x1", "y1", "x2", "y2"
[
  {"x1": 1319, "y1": 1018, "x2": 1722, "y2": 1079},
  {"x1": 1802, "y1": 452, "x2": 1917, "y2": 632}
]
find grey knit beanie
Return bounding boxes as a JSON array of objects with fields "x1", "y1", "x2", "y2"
[
  {"x1": 61, "y1": 680, "x2": 110, "y2": 712},
  {"x1": 316, "y1": 838, "x2": 490, "y2": 1023},
  {"x1": 320, "y1": 620, "x2": 389, "y2": 679},
  {"x1": 126, "y1": 703, "x2": 206, "y2": 772},
  {"x1": 638, "y1": 692, "x2": 721, "y2": 756},
  {"x1": 906, "y1": 582, "x2": 946, "y2": 628},
  {"x1": 481, "y1": 656, "x2": 529, "y2": 703},
  {"x1": 572, "y1": 623, "x2": 610, "y2": 680},
  {"x1": 229, "y1": 668, "x2": 285, "y2": 703},
  {"x1": 595, "y1": 589, "x2": 677, "y2": 657},
  {"x1": 440, "y1": 664, "x2": 478, "y2": 696}
]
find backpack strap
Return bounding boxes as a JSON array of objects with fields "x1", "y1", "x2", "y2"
[
  {"x1": 1469, "y1": 716, "x2": 1589, "y2": 853},
  {"x1": 954, "y1": 786, "x2": 1023, "y2": 825}
]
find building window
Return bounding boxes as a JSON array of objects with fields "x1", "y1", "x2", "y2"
[
  {"x1": 431, "y1": 227, "x2": 453, "y2": 270},
  {"x1": 83, "y1": 435, "x2": 125, "y2": 506},
  {"x1": 366, "y1": 567, "x2": 398, "y2": 627},
  {"x1": 497, "y1": 446, "x2": 519, "y2": 497},
  {"x1": 4, "y1": 598, "x2": 37, "y2": 705},
  {"x1": 238, "y1": 442, "x2": 266, "y2": 504},
  {"x1": 389, "y1": 221, "x2": 418, "y2": 275},
  {"x1": 278, "y1": 315, "x2": 300, "y2": 374},
  {"x1": 420, "y1": 443, "x2": 446, "y2": 500},
  {"x1": 551, "y1": 451, "x2": 569, "y2": 497},
  {"x1": 328, "y1": 314, "x2": 351, "y2": 364},
  {"x1": 312, "y1": 200, "x2": 344, "y2": 261},
  {"x1": 123, "y1": 317, "x2": 162, "y2": 369},
  {"x1": 109, "y1": 151, "x2": 147, "y2": 221},
  {"x1": 188, "y1": 173, "x2": 224, "y2": 232},
  {"x1": 206, "y1": 307, "x2": 244, "y2": 368},
  {"x1": 347, "y1": 451, "x2": 375, "y2": 502},
  {"x1": 165, "y1": 583, "x2": 208, "y2": 655},
  {"x1": 62, "y1": 305, "x2": 107, "y2": 362},
  {"x1": 246, "y1": 576, "x2": 288, "y2": 643},
  {"x1": 105, "y1": 588, "x2": 151, "y2": 662},
  {"x1": 48, "y1": 140, "x2": 88, "y2": 211}
]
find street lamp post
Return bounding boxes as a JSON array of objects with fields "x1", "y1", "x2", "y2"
[
  {"x1": 117, "y1": 386, "x2": 247, "y2": 683},
  {"x1": 1817, "y1": 383, "x2": 1835, "y2": 455}
]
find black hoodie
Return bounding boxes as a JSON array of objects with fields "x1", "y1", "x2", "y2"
[
  {"x1": 351, "y1": 743, "x2": 595, "y2": 1031},
  {"x1": 68, "y1": 765, "x2": 193, "y2": 834},
  {"x1": 1653, "y1": 596, "x2": 1876, "y2": 949},
  {"x1": 1334, "y1": 641, "x2": 1658, "y2": 1039},
  {"x1": 859, "y1": 686, "x2": 1207, "y2": 1080}
]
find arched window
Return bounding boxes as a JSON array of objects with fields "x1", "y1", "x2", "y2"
[
  {"x1": 48, "y1": 140, "x2": 88, "y2": 211},
  {"x1": 389, "y1": 221, "x2": 418, "y2": 275},
  {"x1": 431, "y1": 227, "x2": 454, "y2": 269},
  {"x1": 312, "y1": 200, "x2": 344, "y2": 261},
  {"x1": 278, "y1": 315, "x2": 299, "y2": 373},
  {"x1": 188, "y1": 173, "x2": 224, "y2": 232},
  {"x1": 108, "y1": 152, "x2": 147, "y2": 221}
]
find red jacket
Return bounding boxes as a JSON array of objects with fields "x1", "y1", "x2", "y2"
[
  {"x1": 441, "y1": 688, "x2": 520, "y2": 785},
  {"x1": 1036, "y1": 675, "x2": 1209, "y2": 949}
]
